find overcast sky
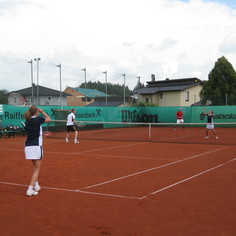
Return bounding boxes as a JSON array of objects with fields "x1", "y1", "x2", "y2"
[{"x1": 0, "y1": 0, "x2": 236, "y2": 92}]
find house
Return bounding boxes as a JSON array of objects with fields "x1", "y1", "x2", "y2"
[
  {"x1": 8, "y1": 85, "x2": 71, "y2": 106},
  {"x1": 136, "y1": 77, "x2": 203, "y2": 107},
  {"x1": 86, "y1": 96, "x2": 135, "y2": 107},
  {"x1": 64, "y1": 87, "x2": 108, "y2": 106}
]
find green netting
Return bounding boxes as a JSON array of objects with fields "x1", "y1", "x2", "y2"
[{"x1": 1, "y1": 105, "x2": 236, "y2": 129}]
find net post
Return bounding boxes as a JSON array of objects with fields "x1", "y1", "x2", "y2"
[{"x1": 148, "y1": 123, "x2": 151, "y2": 140}]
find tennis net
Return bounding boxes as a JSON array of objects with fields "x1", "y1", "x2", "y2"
[{"x1": 44, "y1": 120, "x2": 236, "y2": 145}]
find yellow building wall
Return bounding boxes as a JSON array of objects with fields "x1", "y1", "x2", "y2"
[
  {"x1": 139, "y1": 85, "x2": 202, "y2": 107},
  {"x1": 159, "y1": 91, "x2": 180, "y2": 106},
  {"x1": 179, "y1": 85, "x2": 202, "y2": 106}
]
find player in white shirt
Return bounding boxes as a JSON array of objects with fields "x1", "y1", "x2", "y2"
[{"x1": 65, "y1": 108, "x2": 79, "y2": 143}]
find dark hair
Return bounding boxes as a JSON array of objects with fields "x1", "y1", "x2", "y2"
[
  {"x1": 71, "y1": 108, "x2": 75, "y2": 112},
  {"x1": 24, "y1": 106, "x2": 38, "y2": 121}
]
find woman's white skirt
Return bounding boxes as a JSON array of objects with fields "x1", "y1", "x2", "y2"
[
  {"x1": 25, "y1": 146, "x2": 43, "y2": 160},
  {"x1": 206, "y1": 123, "x2": 214, "y2": 129}
]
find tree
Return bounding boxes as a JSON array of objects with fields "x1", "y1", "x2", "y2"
[
  {"x1": 79, "y1": 81, "x2": 133, "y2": 96},
  {"x1": 200, "y1": 56, "x2": 236, "y2": 105},
  {"x1": 0, "y1": 89, "x2": 9, "y2": 104}
]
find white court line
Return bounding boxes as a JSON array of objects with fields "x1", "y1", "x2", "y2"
[
  {"x1": 0, "y1": 147, "x2": 175, "y2": 161},
  {"x1": 0, "y1": 181, "x2": 141, "y2": 200},
  {"x1": 45, "y1": 142, "x2": 148, "y2": 155},
  {"x1": 141, "y1": 157, "x2": 236, "y2": 199},
  {"x1": 1, "y1": 157, "x2": 235, "y2": 200},
  {"x1": 77, "y1": 190, "x2": 141, "y2": 200},
  {"x1": 82, "y1": 153, "x2": 177, "y2": 161},
  {"x1": 78, "y1": 147, "x2": 228, "y2": 191},
  {"x1": 157, "y1": 133, "x2": 196, "y2": 142},
  {"x1": 0, "y1": 142, "x2": 148, "y2": 155}
]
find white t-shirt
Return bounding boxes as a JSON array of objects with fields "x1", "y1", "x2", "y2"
[{"x1": 66, "y1": 112, "x2": 75, "y2": 126}]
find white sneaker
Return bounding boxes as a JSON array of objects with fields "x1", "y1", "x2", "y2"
[
  {"x1": 34, "y1": 185, "x2": 41, "y2": 192},
  {"x1": 65, "y1": 140, "x2": 69, "y2": 143},
  {"x1": 26, "y1": 189, "x2": 38, "y2": 196},
  {"x1": 205, "y1": 136, "x2": 209, "y2": 139},
  {"x1": 74, "y1": 140, "x2": 80, "y2": 144}
]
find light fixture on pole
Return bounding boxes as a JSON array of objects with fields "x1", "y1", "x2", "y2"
[
  {"x1": 81, "y1": 67, "x2": 87, "y2": 102},
  {"x1": 121, "y1": 73, "x2": 126, "y2": 104},
  {"x1": 81, "y1": 67, "x2": 87, "y2": 89},
  {"x1": 27, "y1": 59, "x2": 34, "y2": 104},
  {"x1": 102, "y1": 71, "x2": 108, "y2": 107},
  {"x1": 136, "y1": 76, "x2": 141, "y2": 101},
  {"x1": 56, "y1": 64, "x2": 62, "y2": 109},
  {"x1": 34, "y1": 58, "x2": 41, "y2": 105},
  {"x1": 136, "y1": 76, "x2": 141, "y2": 91}
]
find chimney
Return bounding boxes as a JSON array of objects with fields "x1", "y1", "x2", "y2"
[{"x1": 151, "y1": 74, "x2": 155, "y2": 81}]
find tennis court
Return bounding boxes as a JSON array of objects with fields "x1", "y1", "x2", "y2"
[{"x1": 0, "y1": 126, "x2": 236, "y2": 235}]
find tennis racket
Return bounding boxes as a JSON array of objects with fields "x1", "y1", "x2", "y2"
[
  {"x1": 202, "y1": 100, "x2": 212, "y2": 113},
  {"x1": 77, "y1": 122, "x2": 86, "y2": 128}
]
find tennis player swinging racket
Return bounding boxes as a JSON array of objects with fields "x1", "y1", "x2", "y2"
[{"x1": 65, "y1": 108, "x2": 80, "y2": 144}]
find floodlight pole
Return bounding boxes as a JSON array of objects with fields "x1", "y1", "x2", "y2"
[
  {"x1": 122, "y1": 73, "x2": 126, "y2": 104},
  {"x1": 81, "y1": 67, "x2": 87, "y2": 102},
  {"x1": 56, "y1": 64, "x2": 62, "y2": 109},
  {"x1": 81, "y1": 67, "x2": 87, "y2": 89},
  {"x1": 27, "y1": 59, "x2": 34, "y2": 104},
  {"x1": 137, "y1": 76, "x2": 141, "y2": 91},
  {"x1": 34, "y1": 58, "x2": 41, "y2": 105},
  {"x1": 103, "y1": 71, "x2": 108, "y2": 107},
  {"x1": 137, "y1": 76, "x2": 141, "y2": 101}
]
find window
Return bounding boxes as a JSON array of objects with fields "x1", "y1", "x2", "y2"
[
  {"x1": 145, "y1": 97, "x2": 149, "y2": 103},
  {"x1": 185, "y1": 91, "x2": 189, "y2": 101},
  {"x1": 160, "y1": 93, "x2": 163, "y2": 99},
  {"x1": 48, "y1": 96, "x2": 52, "y2": 101},
  {"x1": 82, "y1": 97, "x2": 91, "y2": 102}
]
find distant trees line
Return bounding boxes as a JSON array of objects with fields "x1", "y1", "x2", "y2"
[
  {"x1": 79, "y1": 80, "x2": 145, "y2": 97},
  {"x1": 0, "y1": 89, "x2": 8, "y2": 104}
]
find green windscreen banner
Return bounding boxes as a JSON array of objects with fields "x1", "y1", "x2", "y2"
[{"x1": 1, "y1": 105, "x2": 236, "y2": 128}]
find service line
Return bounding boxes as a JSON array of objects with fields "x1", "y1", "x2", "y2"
[{"x1": 77, "y1": 147, "x2": 228, "y2": 191}]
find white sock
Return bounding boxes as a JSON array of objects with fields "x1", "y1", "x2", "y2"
[
  {"x1": 34, "y1": 181, "x2": 39, "y2": 187},
  {"x1": 28, "y1": 185, "x2": 33, "y2": 190}
]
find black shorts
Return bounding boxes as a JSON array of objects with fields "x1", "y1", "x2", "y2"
[{"x1": 67, "y1": 125, "x2": 76, "y2": 132}]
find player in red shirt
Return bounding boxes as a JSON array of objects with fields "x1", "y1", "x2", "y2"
[{"x1": 174, "y1": 108, "x2": 185, "y2": 130}]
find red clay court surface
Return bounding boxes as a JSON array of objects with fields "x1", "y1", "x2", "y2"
[{"x1": 0, "y1": 127, "x2": 236, "y2": 236}]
